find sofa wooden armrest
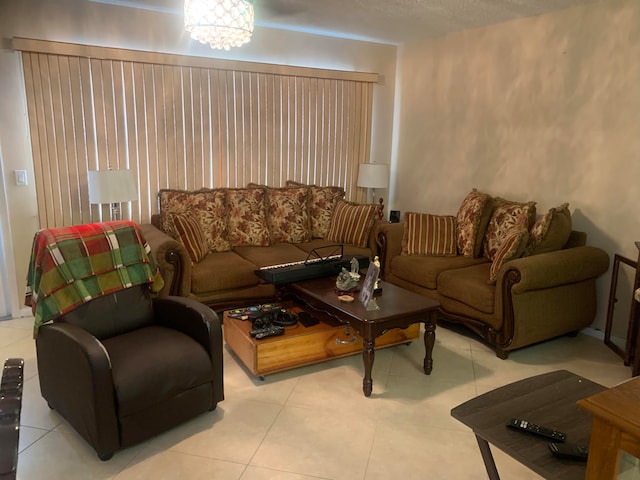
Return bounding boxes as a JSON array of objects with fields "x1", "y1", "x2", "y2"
[
  {"x1": 139, "y1": 222, "x2": 191, "y2": 297},
  {"x1": 376, "y1": 222, "x2": 404, "y2": 279}
]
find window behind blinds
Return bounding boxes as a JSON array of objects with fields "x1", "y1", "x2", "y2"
[{"x1": 15, "y1": 38, "x2": 376, "y2": 227}]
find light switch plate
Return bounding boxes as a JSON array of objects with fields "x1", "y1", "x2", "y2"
[{"x1": 15, "y1": 170, "x2": 27, "y2": 186}]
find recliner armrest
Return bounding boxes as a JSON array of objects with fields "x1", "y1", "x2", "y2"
[
  {"x1": 498, "y1": 246, "x2": 610, "y2": 293},
  {"x1": 152, "y1": 296, "x2": 224, "y2": 403},
  {"x1": 35, "y1": 322, "x2": 119, "y2": 458}
]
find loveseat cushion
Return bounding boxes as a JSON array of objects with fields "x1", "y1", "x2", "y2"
[
  {"x1": 390, "y1": 254, "x2": 488, "y2": 290},
  {"x1": 286, "y1": 181, "x2": 345, "y2": 238},
  {"x1": 438, "y1": 263, "x2": 495, "y2": 315},
  {"x1": 483, "y1": 197, "x2": 536, "y2": 261},
  {"x1": 524, "y1": 203, "x2": 572, "y2": 256},
  {"x1": 227, "y1": 188, "x2": 271, "y2": 247},
  {"x1": 456, "y1": 189, "x2": 493, "y2": 258},
  {"x1": 326, "y1": 200, "x2": 378, "y2": 248},
  {"x1": 191, "y1": 251, "x2": 261, "y2": 294},
  {"x1": 265, "y1": 187, "x2": 311, "y2": 243},
  {"x1": 159, "y1": 188, "x2": 231, "y2": 253},
  {"x1": 102, "y1": 325, "x2": 212, "y2": 417},
  {"x1": 402, "y1": 212, "x2": 456, "y2": 256}
]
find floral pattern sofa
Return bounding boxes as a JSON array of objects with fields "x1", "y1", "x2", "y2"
[
  {"x1": 140, "y1": 183, "x2": 381, "y2": 309},
  {"x1": 377, "y1": 189, "x2": 610, "y2": 358}
]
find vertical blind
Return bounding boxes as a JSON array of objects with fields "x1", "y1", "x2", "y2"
[{"x1": 15, "y1": 38, "x2": 377, "y2": 228}]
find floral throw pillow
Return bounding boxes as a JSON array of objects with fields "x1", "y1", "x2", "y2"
[
  {"x1": 227, "y1": 188, "x2": 271, "y2": 247},
  {"x1": 158, "y1": 188, "x2": 230, "y2": 252},
  {"x1": 483, "y1": 197, "x2": 536, "y2": 262},
  {"x1": 488, "y1": 228, "x2": 529, "y2": 284},
  {"x1": 326, "y1": 200, "x2": 378, "y2": 248},
  {"x1": 456, "y1": 189, "x2": 493, "y2": 258},
  {"x1": 524, "y1": 203, "x2": 572, "y2": 256},
  {"x1": 286, "y1": 181, "x2": 345, "y2": 238},
  {"x1": 402, "y1": 213, "x2": 457, "y2": 256},
  {"x1": 265, "y1": 187, "x2": 311, "y2": 243}
]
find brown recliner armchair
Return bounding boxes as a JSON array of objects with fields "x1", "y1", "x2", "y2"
[{"x1": 35, "y1": 285, "x2": 224, "y2": 460}]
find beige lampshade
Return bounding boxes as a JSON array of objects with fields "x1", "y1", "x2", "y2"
[
  {"x1": 88, "y1": 170, "x2": 138, "y2": 204},
  {"x1": 357, "y1": 163, "x2": 389, "y2": 189}
]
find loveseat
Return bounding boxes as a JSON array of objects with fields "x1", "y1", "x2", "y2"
[
  {"x1": 140, "y1": 183, "x2": 381, "y2": 309},
  {"x1": 377, "y1": 189, "x2": 610, "y2": 358}
]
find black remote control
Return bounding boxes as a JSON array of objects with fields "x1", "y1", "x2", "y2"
[
  {"x1": 298, "y1": 311, "x2": 319, "y2": 327},
  {"x1": 506, "y1": 418, "x2": 566, "y2": 442},
  {"x1": 548, "y1": 442, "x2": 588, "y2": 461},
  {"x1": 254, "y1": 325, "x2": 285, "y2": 339}
]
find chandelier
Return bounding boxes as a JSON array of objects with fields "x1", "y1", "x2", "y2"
[{"x1": 184, "y1": 0, "x2": 254, "y2": 51}]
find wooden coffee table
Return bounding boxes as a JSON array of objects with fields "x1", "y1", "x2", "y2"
[{"x1": 288, "y1": 277, "x2": 440, "y2": 397}]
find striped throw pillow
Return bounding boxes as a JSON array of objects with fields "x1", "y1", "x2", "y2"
[
  {"x1": 326, "y1": 200, "x2": 378, "y2": 248},
  {"x1": 171, "y1": 213, "x2": 209, "y2": 263},
  {"x1": 402, "y1": 213, "x2": 457, "y2": 256}
]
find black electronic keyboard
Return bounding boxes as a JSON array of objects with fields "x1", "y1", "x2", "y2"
[{"x1": 256, "y1": 246, "x2": 370, "y2": 284}]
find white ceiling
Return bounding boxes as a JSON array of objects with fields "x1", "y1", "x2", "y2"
[{"x1": 92, "y1": 0, "x2": 598, "y2": 45}]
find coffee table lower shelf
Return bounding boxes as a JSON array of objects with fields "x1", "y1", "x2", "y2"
[{"x1": 223, "y1": 306, "x2": 420, "y2": 378}]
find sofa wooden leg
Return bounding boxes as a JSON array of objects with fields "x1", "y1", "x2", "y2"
[{"x1": 495, "y1": 348, "x2": 509, "y2": 359}]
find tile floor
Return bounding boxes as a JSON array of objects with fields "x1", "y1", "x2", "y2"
[{"x1": 1, "y1": 314, "x2": 633, "y2": 480}]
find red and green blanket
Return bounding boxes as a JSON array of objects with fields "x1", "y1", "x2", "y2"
[{"x1": 25, "y1": 221, "x2": 164, "y2": 334}]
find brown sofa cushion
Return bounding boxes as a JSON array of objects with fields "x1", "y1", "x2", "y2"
[
  {"x1": 438, "y1": 263, "x2": 495, "y2": 315},
  {"x1": 227, "y1": 188, "x2": 271, "y2": 247},
  {"x1": 390, "y1": 254, "x2": 488, "y2": 290},
  {"x1": 456, "y1": 189, "x2": 493, "y2": 258},
  {"x1": 402, "y1": 212, "x2": 456, "y2": 256},
  {"x1": 483, "y1": 197, "x2": 536, "y2": 262},
  {"x1": 326, "y1": 200, "x2": 378, "y2": 248},
  {"x1": 191, "y1": 251, "x2": 261, "y2": 294},
  {"x1": 159, "y1": 188, "x2": 231, "y2": 253},
  {"x1": 524, "y1": 203, "x2": 572, "y2": 256},
  {"x1": 286, "y1": 181, "x2": 345, "y2": 238}
]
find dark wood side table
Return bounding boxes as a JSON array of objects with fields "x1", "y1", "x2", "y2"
[{"x1": 451, "y1": 370, "x2": 606, "y2": 480}]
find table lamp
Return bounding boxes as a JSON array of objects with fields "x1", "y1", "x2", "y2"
[
  {"x1": 357, "y1": 163, "x2": 390, "y2": 220},
  {"x1": 88, "y1": 169, "x2": 138, "y2": 220}
]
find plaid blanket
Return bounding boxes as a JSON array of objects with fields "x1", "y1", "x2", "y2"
[{"x1": 25, "y1": 221, "x2": 164, "y2": 334}]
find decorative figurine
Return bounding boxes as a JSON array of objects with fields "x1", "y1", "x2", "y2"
[
  {"x1": 336, "y1": 257, "x2": 361, "y2": 291},
  {"x1": 373, "y1": 256, "x2": 381, "y2": 291}
]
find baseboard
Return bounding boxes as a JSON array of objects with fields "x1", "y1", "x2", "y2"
[{"x1": 582, "y1": 327, "x2": 604, "y2": 340}]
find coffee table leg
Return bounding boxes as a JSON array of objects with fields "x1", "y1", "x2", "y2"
[
  {"x1": 423, "y1": 317, "x2": 436, "y2": 375},
  {"x1": 362, "y1": 337, "x2": 375, "y2": 397},
  {"x1": 475, "y1": 435, "x2": 501, "y2": 480}
]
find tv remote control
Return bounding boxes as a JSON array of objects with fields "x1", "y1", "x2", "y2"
[
  {"x1": 548, "y1": 442, "x2": 588, "y2": 461},
  {"x1": 506, "y1": 418, "x2": 566, "y2": 442},
  {"x1": 254, "y1": 325, "x2": 285, "y2": 339}
]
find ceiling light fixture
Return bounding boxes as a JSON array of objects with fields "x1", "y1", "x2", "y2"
[{"x1": 184, "y1": 0, "x2": 254, "y2": 51}]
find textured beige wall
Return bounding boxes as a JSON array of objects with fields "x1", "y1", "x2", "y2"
[
  {"x1": 393, "y1": 0, "x2": 640, "y2": 330},
  {"x1": 0, "y1": 0, "x2": 397, "y2": 315}
]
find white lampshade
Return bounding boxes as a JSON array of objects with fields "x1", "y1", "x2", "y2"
[
  {"x1": 88, "y1": 170, "x2": 138, "y2": 204},
  {"x1": 184, "y1": 0, "x2": 254, "y2": 51},
  {"x1": 357, "y1": 163, "x2": 390, "y2": 189}
]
